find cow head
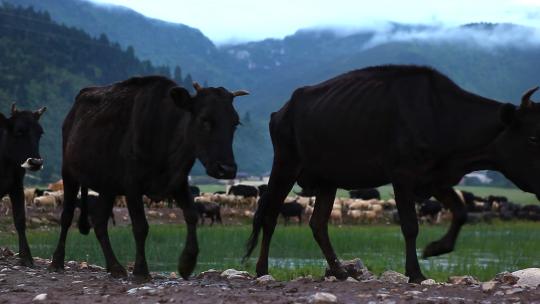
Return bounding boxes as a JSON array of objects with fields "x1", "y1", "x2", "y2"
[
  {"x1": 494, "y1": 86, "x2": 540, "y2": 197},
  {"x1": 0, "y1": 104, "x2": 46, "y2": 171},
  {"x1": 169, "y1": 82, "x2": 249, "y2": 179}
]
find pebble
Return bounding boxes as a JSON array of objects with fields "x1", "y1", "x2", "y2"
[
  {"x1": 346, "y1": 277, "x2": 359, "y2": 283},
  {"x1": 324, "y1": 276, "x2": 337, "y2": 282},
  {"x1": 255, "y1": 274, "x2": 275, "y2": 284},
  {"x1": 448, "y1": 275, "x2": 479, "y2": 285},
  {"x1": 481, "y1": 281, "x2": 497, "y2": 292},
  {"x1": 308, "y1": 292, "x2": 338, "y2": 303},
  {"x1": 512, "y1": 268, "x2": 540, "y2": 288},
  {"x1": 380, "y1": 271, "x2": 409, "y2": 284},
  {"x1": 32, "y1": 294, "x2": 47, "y2": 301},
  {"x1": 420, "y1": 279, "x2": 436, "y2": 285},
  {"x1": 220, "y1": 269, "x2": 250, "y2": 278}
]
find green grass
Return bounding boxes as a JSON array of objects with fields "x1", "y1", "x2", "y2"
[{"x1": 1, "y1": 222, "x2": 539, "y2": 281}]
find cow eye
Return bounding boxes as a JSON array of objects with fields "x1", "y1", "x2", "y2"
[{"x1": 528, "y1": 136, "x2": 540, "y2": 146}]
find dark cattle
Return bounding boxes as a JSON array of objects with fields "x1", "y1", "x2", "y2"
[
  {"x1": 228, "y1": 184, "x2": 258, "y2": 198},
  {"x1": 280, "y1": 201, "x2": 304, "y2": 225},
  {"x1": 189, "y1": 186, "x2": 201, "y2": 197},
  {"x1": 499, "y1": 201, "x2": 522, "y2": 220},
  {"x1": 349, "y1": 188, "x2": 380, "y2": 200},
  {"x1": 517, "y1": 204, "x2": 540, "y2": 221},
  {"x1": 258, "y1": 184, "x2": 268, "y2": 197},
  {"x1": 214, "y1": 191, "x2": 226, "y2": 194},
  {"x1": 49, "y1": 77, "x2": 248, "y2": 280},
  {"x1": 245, "y1": 65, "x2": 540, "y2": 283},
  {"x1": 417, "y1": 199, "x2": 442, "y2": 224},
  {"x1": 459, "y1": 190, "x2": 487, "y2": 212},
  {"x1": 194, "y1": 201, "x2": 222, "y2": 225},
  {"x1": 0, "y1": 104, "x2": 46, "y2": 266}
]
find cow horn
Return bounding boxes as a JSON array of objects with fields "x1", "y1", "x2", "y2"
[
  {"x1": 521, "y1": 86, "x2": 539, "y2": 109},
  {"x1": 193, "y1": 82, "x2": 203, "y2": 92},
  {"x1": 11, "y1": 103, "x2": 17, "y2": 115},
  {"x1": 35, "y1": 106, "x2": 47, "y2": 117},
  {"x1": 232, "y1": 90, "x2": 250, "y2": 97}
]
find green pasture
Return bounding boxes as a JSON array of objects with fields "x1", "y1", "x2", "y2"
[{"x1": 1, "y1": 222, "x2": 538, "y2": 281}]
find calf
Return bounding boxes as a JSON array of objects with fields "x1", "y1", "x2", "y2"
[
  {"x1": 194, "y1": 201, "x2": 222, "y2": 225},
  {"x1": 280, "y1": 201, "x2": 304, "y2": 225},
  {"x1": 417, "y1": 199, "x2": 442, "y2": 224},
  {"x1": 228, "y1": 184, "x2": 258, "y2": 198},
  {"x1": 49, "y1": 77, "x2": 248, "y2": 280},
  {"x1": 0, "y1": 104, "x2": 46, "y2": 266}
]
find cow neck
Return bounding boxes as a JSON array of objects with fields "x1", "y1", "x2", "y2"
[{"x1": 443, "y1": 98, "x2": 507, "y2": 175}]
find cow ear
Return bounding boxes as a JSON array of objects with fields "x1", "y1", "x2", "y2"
[
  {"x1": 170, "y1": 87, "x2": 193, "y2": 112},
  {"x1": 499, "y1": 103, "x2": 516, "y2": 125}
]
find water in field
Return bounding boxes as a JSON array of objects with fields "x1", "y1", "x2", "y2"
[{"x1": 0, "y1": 222, "x2": 538, "y2": 281}]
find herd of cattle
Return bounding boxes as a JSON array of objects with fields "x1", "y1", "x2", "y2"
[
  {"x1": 2, "y1": 65, "x2": 540, "y2": 282},
  {"x1": 6, "y1": 183, "x2": 539, "y2": 227}
]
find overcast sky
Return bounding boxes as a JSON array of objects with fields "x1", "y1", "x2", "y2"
[{"x1": 90, "y1": 0, "x2": 540, "y2": 43}]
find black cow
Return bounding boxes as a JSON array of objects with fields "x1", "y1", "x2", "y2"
[
  {"x1": 349, "y1": 188, "x2": 380, "y2": 200},
  {"x1": 0, "y1": 104, "x2": 46, "y2": 266},
  {"x1": 258, "y1": 184, "x2": 268, "y2": 197},
  {"x1": 280, "y1": 201, "x2": 304, "y2": 225},
  {"x1": 49, "y1": 77, "x2": 248, "y2": 280},
  {"x1": 194, "y1": 201, "x2": 222, "y2": 225},
  {"x1": 245, "y1": 65, "x2": 540, "y2": 283},
  {"x1": 417, "y1": 199, "x2": 442, "y2": 224},
  {"x1": 228, "y1": 184, "x2": 258, "y2": 198},
  {"x1": 189, "y1": 185, "x2": 201, "y2": 197}
]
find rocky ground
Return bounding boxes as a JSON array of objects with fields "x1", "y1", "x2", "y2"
[{"x1": 0, "y1": 248, "x2": 539, "y2": 303}]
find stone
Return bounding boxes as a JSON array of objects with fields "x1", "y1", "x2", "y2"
[
  {"x1": 494, "y1": 271, "x2": 519, "y2": 285},
  {"x1": 511, "y1": 268, "x2": 540, "y2": 288},
  {"x1": 380, "y1": 271, "x2": 409, "y2": 284},
  {"x1": 255, "y1": 274, "x2": 275, "y2": 284},
  {"x1": 448, "y1": 275, "x2": 479, "y2": 285},
  {"x1": 220, "y1": 269, "x2": 250, "y2": 279},
  {"x1": 505, "y1": 287, "x2": 524, "y2": 295},
  {"x1": 324, "y1": 276, "x2": 337, "y2": 282},
  {"x1": 346, "y1": 277, "x2": 359, "y2": 283},
  {"x1": 79, "y1": 262, "x2": 88, "y2": 270},
  {"x1": 169, "y1": 272, "x2": 177, "y2": 279},
  {"x1": 481, "y1": 281, "x2": 497, "y2": 292},
  {"x1": 325, "y1": 258, "x2": 373, "y2": 280},
  {"x1": 32, "y1": 294, "x2": 47, "y2": 301},
  {"x1": 308, "y1": 292, "x2": 338, "y2": 303},
  {"x1": 421, "y1": 279, "x2": 436, "y2": 285}
]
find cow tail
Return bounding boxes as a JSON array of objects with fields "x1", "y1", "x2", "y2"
[
  {"x1": 78, "y1": 186, "x2": 91, "y2": 235},
  {"x1": 243, "y1": 195, "x2": 267, "y2": 263}
]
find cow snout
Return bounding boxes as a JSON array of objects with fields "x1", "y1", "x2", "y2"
[
  {"x1": 21, "y1": 158, "x2": 44, "y2": 171},
  {"x1": 211, "y1": 162, "x2": 237, "y2": 179}
]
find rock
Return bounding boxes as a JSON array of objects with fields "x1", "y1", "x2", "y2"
[
  {"x1": 255, "y1": 274, "x2": 275, "y2": 284},
  {"x1": 404, "y1": 290, "x2": 422, "y2": 296},
  {"x1": 0, "y1": 247, "x2": 14, "y2": 257},
  {"x1": 220, "y1": 269, "x2": 250, "y2": 278},
  {"x1": 79, "y1": 262, "x2": 88, "y2": 270},
  {"x1": 421, "y1": 279, "x2": 436, "y2": 285},
  {"x1": 324, "y1": 276, "x2": 337, "y2": 282},
  {"x1": 169, "y1": 272, "x2": 177, "y2": 279},
  {"x1": 505, "y1": 287, "x2": 524, "y2": 295},
  {"x1": 292, "y1": 275, "x2": 314, "y2": 283},
  {"x1": 511, "y1": 268, "x2": 540, "y2": 288},
  {"x1": 448, "y1": 275, "x2": 479, "y2": 285},
  {"x1": 308, "y1": 292, "x2": 338, "y2": 303},
  {"x1": 494, "y1": 271, "x2": 519, "y2": 285},
  {"x1": 127, "y1": 286, "x2": 155, "y2": 295},
  {"x1": 30, "y1": 217, "x2": 42, "y2": 224},
  {"x1": 380, "y1": 271, "x2": 409, "y2": 284},
  {"x1": 346, "y1": 277, "x2": 359, "y2": 283},
  {"x1": 227, "y1": 274, "x2": 249, "y2": 280},
  {"x1": 325, "y1": 258, "x2": 373, "y2": 280},
  {"x1": 32, "y1": 294, "x2": 47, "y2": 301},
  {"x1": 481, "y1": 281, "x2": 497, "y2": 292}
]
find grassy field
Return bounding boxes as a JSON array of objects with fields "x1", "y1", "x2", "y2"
[
  {"x1": 200, "y1": 184, "x2": 538, "y2": 205},
  {"x1": 1, "y1": 222, "x2": 538, "y2": 281}
]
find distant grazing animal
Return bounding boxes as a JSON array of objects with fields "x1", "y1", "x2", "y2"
[
  {"x1": 228, "y1": 184, "x2": 258, "y2": 198},
  {"x1": 245, "y1": 65, "x2": 540, "y2": 283},
  {"x1": 189, "y1": 186, "x2": 200, "y2": 197},
  {"x1": 349, "y1": 188, "x2": 380, "y2": 200},
  {"x1": 0, "y1": 104, "x2": 46, "y2": 267},
  {"x1": 258, "y1": 184, "x2": 268, "y2": 197},
  {"x1": 194, "y1": 201, "x2": 222, "y2": 225},
  {"x1": 280, "y1": 201, "x2": 304, "y2": 225},
  {"x1": 517, "y1": 204, "x2": 540, "y2": 221},
  {"x1": 417, "y1": 199, "x2": 442, "y2": 224},
  {"x1": 48, "y1": 77, "x2": 248, "y2": 281}
]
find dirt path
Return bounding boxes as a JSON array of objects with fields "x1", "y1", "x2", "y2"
[{"x1": 0, "y1": 250, "x2": 538, "y2": 303}]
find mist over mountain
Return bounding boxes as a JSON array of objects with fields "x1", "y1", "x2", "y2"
[{"x1": 2, "y1": 0, "x2": 540, "y2": 178}]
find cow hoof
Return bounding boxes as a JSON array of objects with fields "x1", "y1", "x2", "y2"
[
  {"x1": 178, "y1": 251, "x2": 197, "y2": 280},
  {"x1": 408, "y1": 274, "x2": 428, "y2": 284},
  {"x1": 326, "y1": 267, "x2": 349, "y2": 280},
  {"x1": 422, "y1": 241, "x2": 453, "y2": 258},
  {"x1": 19, "y1": 257, "x2": 34, "y2": 268},
  {"x1": 47, "y1": 263, "x2": 64, "y2": 273},
  {"x1": 132, "y1": 273, "x2": 152, "y2": 283},
  {"x1": 109, "y1": 265, "x2": 128, "y2": 278}
]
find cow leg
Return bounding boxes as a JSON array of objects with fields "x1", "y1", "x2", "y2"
[
  {"x1": 423, "y1": 188, "x2": 467, "y2": 258},
  {"x1": 250, "y1": 161, "x2": 299, "y2": 277},
  {"x1": 310, "y1": 187, "x2": 348, "y2": 279},
  {"x1": 93, "y1": 193, "x2": 126, "y2": 278},
  {"x1": 9, "y1": 185, "x2": 32, "y2": 267},
  {"x1": 394, "y1": 185, "x2": 426, "y2": 283},
  {"x1": 175, "y1": 182, "x2": 199, "y2": 279},
  {"x1": 49, "y1": 175, "x2": 79, "y2": 272},
  {"x1": 126, "y1": 193, "x2": 150, "y2": 281},
  {"x1": 298, "y1": 214, "x2": 302, "y2": 225}
]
